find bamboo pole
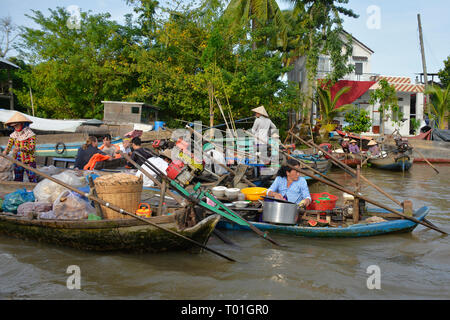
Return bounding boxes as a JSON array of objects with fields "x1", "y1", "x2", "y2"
[
  {"x1": 0, "y1": 153, "x2": 236, "y2": 262},
  {"x1": 414, "y1": 148, "x2": 440, "y2": 174}
]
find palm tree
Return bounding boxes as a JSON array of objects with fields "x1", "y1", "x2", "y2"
[
  {"x1": 426, "y1": 84, "x2": 450, "y2": 129},
  {"x1": 316, "y1": 85, "x2": 354, "y2": 130},
  {"x1": 223, "y1": 0, "x2": 287, "y2": 48}
]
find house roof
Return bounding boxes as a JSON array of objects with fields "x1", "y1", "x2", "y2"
[
  {"x1": 0, "y1": 57, "x2": 20, "y2": 70},
  {"x1": 370, "y1": 76, "x2": 425, "y2": 93},
  {"x1": 101, "y1": 101, "x2": 160, "y2": 110},
  {"x1": 342, "y1": 30, "x2": 374, "y2": 54}
]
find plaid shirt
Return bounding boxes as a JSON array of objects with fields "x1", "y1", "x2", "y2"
[{"x1": 6, "y1": 136, "x2": 36, "y2": 164}]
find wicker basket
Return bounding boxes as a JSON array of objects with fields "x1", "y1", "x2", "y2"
[{"x1": 94, "y1": 174, "x2": 143, "y2": 220}]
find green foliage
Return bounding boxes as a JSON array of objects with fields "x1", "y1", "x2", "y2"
[
  {"x1": 410, "y1": 118, "x2": 421, "y2": 133},
  {"x1": 369, "y1": 79, "x2": 400, "y2": 132},
  {"x1": 316, "y1": 85, "x2": 354, "y2": 126},
  {"x1": 343, "y1": 108, "x2": 372, "y2": 134},
  {"x1": 425, "y1": 84, "x2": 450, "y2": 130},
  {"x1": 438, "y1": 55, "x2": 450, "y2": 88},
  {"x1": 15, "y1": 7, "x2": 140, "y2": 119}
]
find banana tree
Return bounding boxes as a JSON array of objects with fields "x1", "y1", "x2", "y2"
[
  {"x1": 316, "y1": 85, "x2": 354, "y2": 134},
  {"x1": 425, "y1": 84, "x2": 450, "y2": 129}
]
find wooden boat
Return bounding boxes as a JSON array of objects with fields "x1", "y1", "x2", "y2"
[
  {"x1": 0, "y1": 211, "x2": 220, "y2": 253},
  {"x1": 332, "y1": 153, "x2": 365, "y2": 168},
  {"x1": 368, "y1": 152, "x2": 413, "y2": 171},
  {"x1": 217, "y1": 206, "x2": 429, "y2": 238}
]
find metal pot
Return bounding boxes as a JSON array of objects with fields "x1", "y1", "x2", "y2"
[{"x1": 262, "y1": 199, "x2": 298, "y2": 225}]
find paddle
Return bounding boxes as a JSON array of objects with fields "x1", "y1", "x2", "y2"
[
  {"x1": 0, "y1": 154, "x2": 236, "y2": 262},
  {"x1": 414, "y1": 149, "x2": 440, "y2": 174}
]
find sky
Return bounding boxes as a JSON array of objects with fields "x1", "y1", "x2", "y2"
[{"x1": 2, "y1": 0, "x2": 449, "y2": 81}]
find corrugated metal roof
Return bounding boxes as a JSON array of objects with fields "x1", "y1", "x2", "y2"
[{"x1": 0, "y1": 57, "x2": 20, "y2": 70}]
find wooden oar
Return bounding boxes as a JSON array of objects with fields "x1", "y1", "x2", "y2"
[
  {"x1": 414, "y1": 148, "x2": 440, "y2": 174},
  {"x1": 286, "y1": 164, "x2": 447, "y2": 235},
  {"x1": 0, "y1": 154, "x2": 236, "y2": 262}
]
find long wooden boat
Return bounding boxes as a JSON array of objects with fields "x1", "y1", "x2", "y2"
[
  {"x1": 217, "y1": 207, "x2": 429, "y2": 238},
  {"x1": 368, "y1": 152, "x2": 413, "y2": 171},
  {"x1": 0, "y1": 211, "x2": 220, "y2": 253}
]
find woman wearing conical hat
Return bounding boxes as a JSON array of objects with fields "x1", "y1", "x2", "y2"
[
  {"x1": 2, "y1": 112, "x2": 37, "y2": 182},
  {"x1": 367, "y1": 139, "x2": 380, "y2": 156},
  {"x1": 251, "y1": 106, "x2": 277, "y2": 165}
]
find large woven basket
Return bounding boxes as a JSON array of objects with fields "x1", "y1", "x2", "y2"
[{"x1": 94, "y1": 173, "x2": 143, "y2": 220}]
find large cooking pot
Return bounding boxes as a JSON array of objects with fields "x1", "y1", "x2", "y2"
[{"x1": 262, "y1": 197, "x2": 298, "y2": 225}]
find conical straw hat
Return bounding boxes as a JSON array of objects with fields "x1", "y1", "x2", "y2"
[
  {"x1": 368, "y1": 140, "x2": 378, "y2": 146},
  {"x1": 5, "y1": 112, "x2": 33, "y2": 125},
  {"x1": 251, "y1": 105, "x2": 269, "y2": 117},
  {"x1": 350, "y1": 139, "x2": 357, "y2": 143}
]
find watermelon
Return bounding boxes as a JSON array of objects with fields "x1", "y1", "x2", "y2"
[{"x1": 308, "y1": 220, "x2": 318, "y2": 227}]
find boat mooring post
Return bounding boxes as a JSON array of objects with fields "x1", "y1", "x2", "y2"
[{"x1": 353, "y1": 164, "x2": 361, "y2": 224}]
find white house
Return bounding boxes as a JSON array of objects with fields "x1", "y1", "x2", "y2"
[{"x1": 287, "y1": 31, "x2": 425, "y2": 137}]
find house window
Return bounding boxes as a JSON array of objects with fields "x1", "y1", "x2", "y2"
[
  {"x1": 131, "y1": 106, "x2": 140, "y2": 114},
  {"x1": 392, "y1": 106, "x2": 404, "y2": 122},
  {"x1": 355, "y1": 62, "x2": 363, "y2": 75},
  {"x1": 318, "y1": 57, "x2": 330, "y2": 72}
]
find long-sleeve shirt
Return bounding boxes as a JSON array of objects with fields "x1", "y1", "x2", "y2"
[
  {"x1": 251, "y1": 117, "x2": 277, "y2": 144},
  {"x1": 267, "y1": 176, "x2": 311, "y2": 205},
  {"x1": 368, "y1": 145, "x2": 380, "y2": 156},
  {"x1": 349, "y1": 144, "x2": 360, "y2": 154},
  {"x1": 6, "y1": 135, "x2": 36, "y2": 164}
]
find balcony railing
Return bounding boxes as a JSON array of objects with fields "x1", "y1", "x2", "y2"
[{"x1": 316, "y1": 70, "x2": 380, "y2": 82}]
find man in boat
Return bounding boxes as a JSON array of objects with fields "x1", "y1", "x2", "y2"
[
  {"x1": 266, "y1": 158, "x2": 311, "y2": 209},
  {"x1": 349, "y1": 140, "x2": 360, "y2": 154},
  {"x1": 99, "y1": 134, "x2": 120, "y2": 158},
  {"x1": 251, "y1": 105, "x2": 277, "y2": 172},
  {"x1": 129, "y1": 137, "x2": 155, "y2": 167},
  {"x1": 2, "y1": 112, "x2": 37, "y2": 182},
  {"x1": 367, "y1": 140, "x2": 380, "y2": 157},
  {"x1": 74, "y1": 136, "x2": 106, "y2": 170}
]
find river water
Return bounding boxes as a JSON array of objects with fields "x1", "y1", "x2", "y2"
[{"x1": 0, "y1": 164, "x2": 449, "y2": 300}]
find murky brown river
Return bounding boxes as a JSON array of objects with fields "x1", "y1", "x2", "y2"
[{"x1": 1, "y1": 164, "x2": 449, "y2": 299}]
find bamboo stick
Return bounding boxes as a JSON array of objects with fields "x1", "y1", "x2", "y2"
[{"x1": 0, "y1": 153, "x2": 236, "y2": 262}]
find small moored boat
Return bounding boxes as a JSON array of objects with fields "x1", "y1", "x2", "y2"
[{"x1": 217, "y1": 207, "x2": 429, "y2": 238}]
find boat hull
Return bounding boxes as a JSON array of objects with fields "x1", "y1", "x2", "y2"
[
  {"x1": 368, "y1": 154, "x2": 413, "y2": 171},
  {"x1": 217, "y1": 207, "x2": 429, "y2": 238},
  {"x1": 0, "y1": 212, "x2": 220, "y2": 253}
]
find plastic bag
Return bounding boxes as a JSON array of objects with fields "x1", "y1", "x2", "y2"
[
  {"x1": 0, "y1": 157, "x2": 13, "y2": 172},
  {"x1": 53, "y1": 190, "x2": 95, "y2": 220},
  {"x1": 33, "y1": 170, "x2": 87, "y2": 203},
  {"x1": 38, "y1": 211, "x2": 57, "y2": 220},
  {"x1": 17, "y1": 202, "x2": 53, "y2": 217},
  {"x1": 1, "y1": 188, "x2": 35, "y2": 214}
]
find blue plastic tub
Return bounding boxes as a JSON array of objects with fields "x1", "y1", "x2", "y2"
[{"x1": 154, "y1": 121, "x2": 165, "y2": 131}]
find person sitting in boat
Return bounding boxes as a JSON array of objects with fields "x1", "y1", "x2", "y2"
[
  {"x1": 129, "y1": 137, "x2": 155, "y2": 167},
  {"x1": 118, "y1": 137, "x2": 132, "y2": 157},
  {"x1": 2, "y1": 112, "x2": 37, "y2": 182},
  {"x1": 367, "y1": 140, "x2": 380, "y2": 156},
  {"x1": 99, "y1": 134, "x2": 120, "y2": 159},
  {"x1": 340, "y1": 138, "x2": 350, "y2": 153},
  {"x1": 266, "y1": 158, "x2": 311, "y2": 208},
  {"x1": 349, "y1": 140, "x2": 360, "y2": 154},
  {"x1": 74, "y1": 136, "x2": 105, "y2": 170}
]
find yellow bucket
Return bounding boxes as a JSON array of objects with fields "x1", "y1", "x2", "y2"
[{"x1": 241, "y1": 187, "x2": 268, "y2": 201}]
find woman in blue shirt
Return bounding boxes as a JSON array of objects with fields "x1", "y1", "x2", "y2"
[{"x1": 267, "y1": 159, "x2": 311, "y2": 208}]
